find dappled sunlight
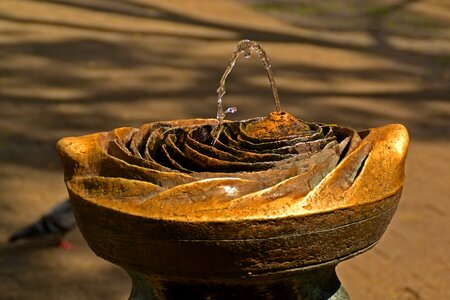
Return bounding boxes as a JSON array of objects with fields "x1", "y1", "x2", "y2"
[{"x1": 0, "y1": 0, "x2": 448, "y2": 299}]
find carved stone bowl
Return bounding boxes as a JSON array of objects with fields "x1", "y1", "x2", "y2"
[{"x1": 57, "y1": 115, "x2": 408, "y2": 299}]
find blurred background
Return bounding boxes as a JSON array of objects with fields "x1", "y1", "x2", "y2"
[{"x1": 0, "y1": 0, "x2": 449, "y2": 299}]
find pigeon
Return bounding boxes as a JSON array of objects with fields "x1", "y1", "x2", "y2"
[{"x1": 8, "y1": 199, "x2": 76, "y2": 249}]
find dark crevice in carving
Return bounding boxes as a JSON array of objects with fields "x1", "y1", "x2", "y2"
[{"x1": 354, "y1": 153, "x2": 369, "y2": 181}]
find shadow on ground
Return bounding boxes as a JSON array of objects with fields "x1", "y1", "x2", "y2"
[
  {"x1": 0, "y1": 0, "x2": 448, "y2": 299},
  {"x1": 0, "y1": 234, "x2": 130, "y2": 300}
]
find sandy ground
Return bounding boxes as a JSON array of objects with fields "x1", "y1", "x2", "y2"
[{"x1": 0, "y1": 0, "x2": 449, "y2": 299}]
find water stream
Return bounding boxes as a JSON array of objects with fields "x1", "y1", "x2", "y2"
[{"x1": 212, "y1": 40, "x2": 281, "y2": 144}]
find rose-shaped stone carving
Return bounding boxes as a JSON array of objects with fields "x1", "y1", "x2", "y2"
[
  {"x1": 57, "y1": 111, "x2": 408, "y2": 299},
  {"x1": 59, "y1": 111, "x2": 407, "y2": 221}
]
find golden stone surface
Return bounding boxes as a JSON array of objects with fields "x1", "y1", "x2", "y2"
[{"x1": 57, "y1": 113, "x2": 408, "y2": 298}]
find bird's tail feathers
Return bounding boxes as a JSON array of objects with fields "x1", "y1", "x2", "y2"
[{"x1": 8, "y1": 220, "x2": 46, "y2": 242}]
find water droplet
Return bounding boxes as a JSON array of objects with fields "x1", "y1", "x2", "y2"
[{"x1": 224, "y1": 107, "x2": 237, "y2": 114}]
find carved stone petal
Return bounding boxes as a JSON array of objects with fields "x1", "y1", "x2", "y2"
[{"x1": 58, "y1": 132, "x2": 197, "y2": 188}]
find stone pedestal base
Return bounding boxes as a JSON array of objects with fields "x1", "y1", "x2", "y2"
[{"x1": 128, "y1": 266, "x2": 349, "y2": 300}]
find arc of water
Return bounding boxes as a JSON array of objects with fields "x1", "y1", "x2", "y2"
[{"x1": 212, "y1": 40, "x2": 282, "y2": 145}]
